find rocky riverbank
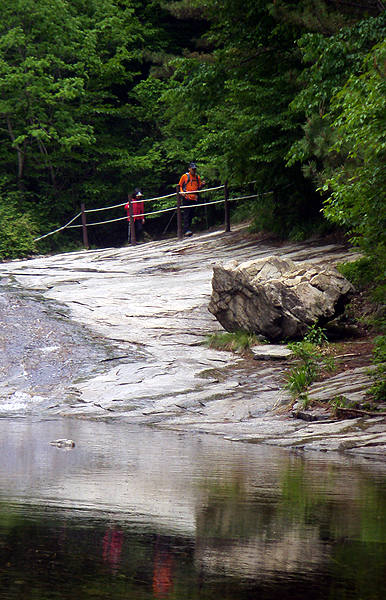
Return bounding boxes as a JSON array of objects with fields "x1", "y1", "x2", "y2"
[{"x1": 0, "y1": 225, "x2": 384, "y2": 459}]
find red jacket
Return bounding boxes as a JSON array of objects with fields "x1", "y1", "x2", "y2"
[{"x1": 125, "y1": 197, "x2": 144, "y2": 221}]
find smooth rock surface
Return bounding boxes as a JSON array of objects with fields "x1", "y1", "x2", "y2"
[{"x1": 0, "y1": 225, "x2": 384, "y2": 459}]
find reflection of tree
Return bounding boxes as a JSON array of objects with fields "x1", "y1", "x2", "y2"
[
  {"x1": 152, "y1": 538, "x2": 174, "y2": 599},
  {"x1": 102, "y1": 526, "x2": 124, "y2": 574},
  {"x1": 195, "y1": 473, "x2": 277, "y2": 540},
  {"x1": 194, "y1": 455, "x2": 386, "y2": 583}
]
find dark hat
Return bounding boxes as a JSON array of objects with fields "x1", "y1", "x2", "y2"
[
  {"x1": 188, "y1": 162, "x2": 197, "y2": 169},
  {"x1": 134, "y1": 187, "x2": 143, "y2": 197}
]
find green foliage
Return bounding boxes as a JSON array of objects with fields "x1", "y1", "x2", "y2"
[
  {"x1": 287, "y1": 12, "x2": 386, "y2": 203},
  {"x1": 0, "y1": 0, "x2": 385, "y2": 256},
  {"x1": 338, "y1": 258, "x2": 386, "y2": 309},
  {"x1": 0, "y1": 0, "x2": 161, "y2": 250},
  {"x1": 367, "y1": 334, "x2": 386, "y2": 403},
  {"x1": 286, "y1": 12, "x2": 386, "y2": 301},
  {"x1": 373, "y1": 334, "x2": 386, "y2": 364},
  {"x1": 243, "y1": 180, "x2": 327, "y2": 239},
  {"x1": 0, "y1": 192, "x2": 37, "y2": 259},
  {"x1": 337, "y1": 257, "x2": 376, "y2": 289},
  {"x1": 287, "y1": 342, "x2": 321, "y2": 385},
  {"x1": 322, "y1": 40, "x2": 386, "y2": 297},
  {"x1": 269, "y1": 0, "x2": 363, "y2": 34},
  {"x1": 330, "y1": 394, "x2": 351, "y2": 414},
  {"x1": 285, "y1": 340, "x2": 335, "y2": 402},
  {"x1": 368, "y1": 372, "x2": 386, "y2": 404},
  {"x1": 304, "y1": 324, "x2": 328, "y2": 345},
  {"x1": 145, "y1": 0, "x2": 327, "y2": 238},
  {"x1": 285, "y1": 364, "x2": 311, "y2": 395}
]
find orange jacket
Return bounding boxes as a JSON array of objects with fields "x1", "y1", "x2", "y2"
[{"x1": 179, "y1": 172, "x2": 202, "y2": 202}]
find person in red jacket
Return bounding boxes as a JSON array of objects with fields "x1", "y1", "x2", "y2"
[
  {"x1": 125, "y1": 188, "x2": 145, "y2": 242},
  {"x1": 179, "y1": 162, "x2": 205, "y2": 237}
]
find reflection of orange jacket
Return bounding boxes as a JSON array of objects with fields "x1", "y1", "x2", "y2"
[
  {"x1": 125, "y1": 198, "x2": 145, "y2": 221},
  {"x1": 153, "y1": 549, "x2": 173, "y2": 599},
  {"x1": 179, "y1": 173, "x2": 202, "y2": 202}
]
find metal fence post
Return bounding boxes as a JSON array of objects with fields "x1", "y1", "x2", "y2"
[
  {"x1": 81, "y1": 203, "x2": 89, "y2": 249},
  {"x1": 224, "y1": 181, "x2": 230, "y2": 232},
  {"x1": 128, "y1": 194, "x2": 137, "y2": 246},
  {"x1": 176, "y1": 185, "x2": 183, "y2": 240}
]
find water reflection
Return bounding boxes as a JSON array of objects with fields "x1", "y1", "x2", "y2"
[
  {"x1": 102, "y1": 525, "x2": 124, "y2": 573},
  {"x1": 153, "y1": 539, "x2": 174, "y2": 598},
  {"x1": 0, "y1": 418, "x2": 386, "y2": 599}
]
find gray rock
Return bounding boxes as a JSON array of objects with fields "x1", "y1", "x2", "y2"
[
  {"x1": 208, "y1": 255, "x2": 354, "y2": 342},
  {"x1": 307, "y1": 366, "x2": 374, "y2": 404},
  {"x1": 251, "y1": 345, "x2": 293, "y2": 361},
  {"x1": 291, "y1": 406, "x2": 332, "y2": 422},
  {"x1": 49, "y1": 439, "x2": 76, "y2": 449}
]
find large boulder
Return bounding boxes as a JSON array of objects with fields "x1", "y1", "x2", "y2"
[{"x1": 208, "y1": 255, "x2": 354, "y2": 342}]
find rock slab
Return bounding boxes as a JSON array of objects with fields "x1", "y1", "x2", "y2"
[
  {"x1": 251, "y1": 345, "x2": 293, "y2": 361},
  {"x1": 208, "y1": 255, "x2": 354, "y2": 341}
]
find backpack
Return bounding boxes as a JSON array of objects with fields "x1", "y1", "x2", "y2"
[{"x1": 182, "y1": 172, "x2": 200, "y2": 192}]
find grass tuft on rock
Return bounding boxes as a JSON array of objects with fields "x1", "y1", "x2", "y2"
[{"x1": 204, "y1": 331, "x2": 260, "y2": 355}]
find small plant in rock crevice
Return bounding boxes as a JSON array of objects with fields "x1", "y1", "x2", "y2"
[
  {"x1": 299, "y1": 392, "x2": 311, "y2": 410},
  {"x1": 284, "y1": 344, "x2": 319, "y2": 399},
  {"x1": 285, "y1": 365, "x2": 311, "y2": 396},
  {"x1": 330, "y1": 395, "x2": 349, "y2": 416},
  {"x1": 368, "y1": 372, "x2": 386, "y2": 404},
  {"x1": 285, "y1": 339, "x2": 335, "y2": 406}
]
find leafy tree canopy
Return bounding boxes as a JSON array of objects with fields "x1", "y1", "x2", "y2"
[
  {"x1": 0, "y1": 0, "x2": 385, "y2": 259},
  {"x1": 0, "y1": 0, "x2": 163, "y2": 250}
]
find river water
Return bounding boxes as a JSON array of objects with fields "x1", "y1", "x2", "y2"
[{"x1": 1, "y1": 417, "x2": 386, "y2": 599}]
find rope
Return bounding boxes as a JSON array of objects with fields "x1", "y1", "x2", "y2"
[
  {"x1": 34, "y1": 186, "x2": 260, "y2": 238},
  {"x1": 67, "y1": 215, "x2": 127, "y2": 228},
  {"x1": 65, "y1": 194, "x2": 254, "y2": 229},
  {"x1": 228, "y1": 194, "x2": 259, "y2": 202},
  {"x1": 182, "y1": 198, "x2": 226, "y2": 210},
  {"x1": 84, "y1": 191, "x2": 176, "y2": 213},
  {"x1": 67, "y1": 205, "x2": 179, "y2": 228},
  {"x1": 83, "y1": 185, "x2": 224, "y2": 214},
  {"x1": 34, "y1": 212, "x2": 82, "y2": 241}
]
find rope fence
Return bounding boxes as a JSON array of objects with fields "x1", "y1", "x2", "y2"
[{"x1": 34, "y1": 181, "x2": 270, "y2": 246}]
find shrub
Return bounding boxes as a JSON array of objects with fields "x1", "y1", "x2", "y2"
[
  {"x1": 285, "y1": 341, "x2": 335, "y2": 403},
  {"x1": 304, "y1": 324, "x2": 328, "y2": 345},
  {"x1": 0, "y1": 195, "x2": 37, "y2": 259}
]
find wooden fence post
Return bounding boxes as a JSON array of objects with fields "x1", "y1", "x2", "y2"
[
  {"x1": 224, "y1": 181, "x2": 230, "y2": 232},
  {"x1": 128, "y1": 194, "x2": 136, "y2": 246},
  {"x1": 81, "y1": 203, "x2": 89, "y2": 249},
  {"x1": 176, "y1": 185, "x2": 183, "y2": 240}
]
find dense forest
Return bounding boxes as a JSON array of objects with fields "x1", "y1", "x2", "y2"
[{"x1": 0, "y1": 0, "x2": 385, "y2": 289}]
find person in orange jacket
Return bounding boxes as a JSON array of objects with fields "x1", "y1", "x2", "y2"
[
  {"x1": 125, "y1": 188, "x2": 145, "y2": 242},
  {"x1": 179, "y1": 163, "x2": 205, "y2": 237}
]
